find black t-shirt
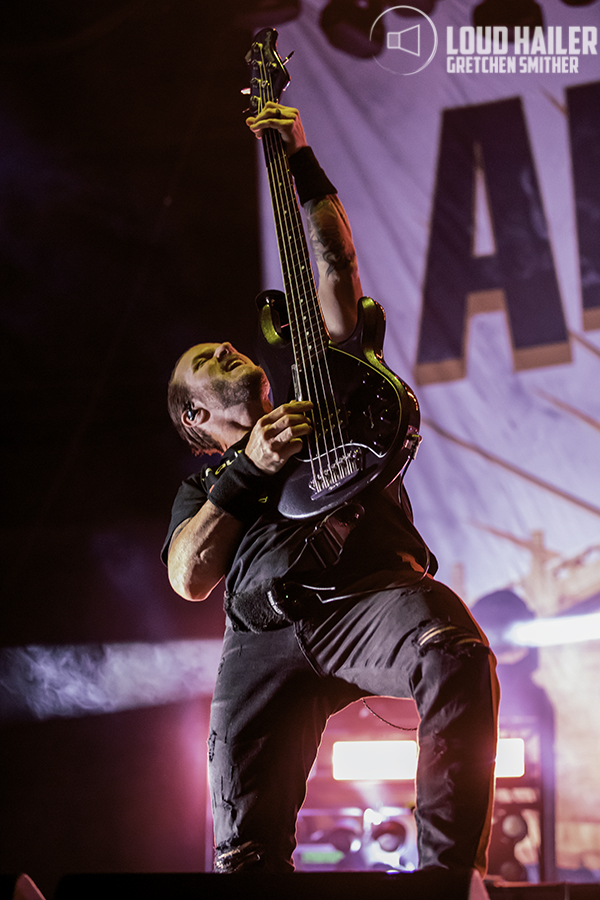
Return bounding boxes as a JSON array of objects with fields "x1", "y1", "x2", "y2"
[
  {"x1": 162, "y1": 434, "x2": 437, "y2": 601},
  {"x1": 163, "y1": 309, "x2": 437, "y2": 609}
]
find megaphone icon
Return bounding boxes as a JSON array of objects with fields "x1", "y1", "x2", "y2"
[{"x1": 387, "y1": 24, "x2": 421, "y2": 56}]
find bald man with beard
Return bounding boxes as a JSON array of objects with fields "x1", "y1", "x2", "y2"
[{"x1": 163, "y1": 102, "x2": 499, "y2": 886}]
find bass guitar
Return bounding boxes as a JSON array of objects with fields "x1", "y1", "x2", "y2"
[{"x1": 246, "y1": 28, "x2": 421, "y2": 520}]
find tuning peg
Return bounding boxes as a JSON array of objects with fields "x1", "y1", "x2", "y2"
[
  {"x1": 240, "y1": 88, "x2": 251, "y2": 95},
  {"x1": 282, "y1": 50, "x2": 295, "y2": 64}
]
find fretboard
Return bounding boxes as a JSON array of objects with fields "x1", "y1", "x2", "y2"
[{"x1": 262, "y1": 129, "x2": 329, "y2": 379}]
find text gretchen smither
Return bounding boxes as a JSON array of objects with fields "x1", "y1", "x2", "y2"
[{"x1": 446, "y1": 26, "x2": 597, "y2": 74}]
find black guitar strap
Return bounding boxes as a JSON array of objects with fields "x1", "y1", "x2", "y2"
[{"x1": 296, "y1": 500, "x2": 365, "y2": 570}]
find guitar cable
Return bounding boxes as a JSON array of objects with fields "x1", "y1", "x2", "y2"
[
  {"x1": 361, "y1": 698, "x2": 418, "y2": 732},
  {"x1": 359, "y1": 450, "x2": 423, "y2": 732}
]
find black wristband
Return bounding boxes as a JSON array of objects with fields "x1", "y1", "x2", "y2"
[
  {"x1": 288, "y1": 146, "x2": 337, "y2": 205},
  {"x1": 207, "y1": 451, "x2": 273, "y2": 525}
]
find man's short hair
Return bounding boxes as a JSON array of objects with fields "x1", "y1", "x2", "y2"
[{"x1": 167, "y1": 377, "x2": 220, "y2": 455}]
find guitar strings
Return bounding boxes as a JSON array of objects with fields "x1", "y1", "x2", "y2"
[
  {"x1": 259, "y1": 61, "x2": 327, "y2": 479},
  {"x1": 260, "y1": 83, "x2": 333, "y2": 478},
  {"x1": 256, "y1": 51, "x2": 322, "y2": 488},
  {"x1": 257, "y1": 45, "x2": 350, "y2": 491},
  {"x1": 269, "y1": 127, "x2": 348, "y2": 487}
]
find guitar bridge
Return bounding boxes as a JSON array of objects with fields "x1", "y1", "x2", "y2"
[{"x1": 308, "y1": 447, "x2": 363, "y2": 497}]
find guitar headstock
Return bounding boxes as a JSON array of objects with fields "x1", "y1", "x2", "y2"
[{"x1": 245, "y1": 28, "x2": 291, "y2": 115}]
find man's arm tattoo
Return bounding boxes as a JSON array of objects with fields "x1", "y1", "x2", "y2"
[{"x1": 305, "y1": 196, "x2": 357, "y2": 278}]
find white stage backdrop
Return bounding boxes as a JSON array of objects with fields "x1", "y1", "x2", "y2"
[
  {"x1": 255, "y1": 0, "x2": 600, "y2": 871},
  {"x1": 258, "y1": 0, "x2": 600, "y2": 608}
]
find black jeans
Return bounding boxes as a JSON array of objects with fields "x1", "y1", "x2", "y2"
[{"x1": 208, "y1": 579, "x2": 499, "y2": 875}]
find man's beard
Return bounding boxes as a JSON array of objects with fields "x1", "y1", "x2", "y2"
[{"x1": 206, "y1": 366, "x2": 270, "y2": 409}]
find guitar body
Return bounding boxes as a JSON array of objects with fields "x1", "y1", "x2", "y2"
[{"x1": 257, "y1": 292, "x2": 421, "y2": 519}]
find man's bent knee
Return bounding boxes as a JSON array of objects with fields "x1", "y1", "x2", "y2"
[{"x1": 414, "y1": 621, "x2": 489, "y2": 656}]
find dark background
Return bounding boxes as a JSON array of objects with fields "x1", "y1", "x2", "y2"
[{"x1": 0, "y1": 2, "x2": 266, "y2": 894}]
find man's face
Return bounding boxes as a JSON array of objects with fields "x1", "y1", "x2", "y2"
[{"x1": 174, "y1": 342, "x2": 270, "y2": 411}]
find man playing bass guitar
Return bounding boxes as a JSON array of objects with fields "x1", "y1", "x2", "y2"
[{"x1": 163, "y1": 101, "x2": 499, "y2": 883}]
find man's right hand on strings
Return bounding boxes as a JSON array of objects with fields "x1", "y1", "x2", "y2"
[{"x1": 244, "y1": 400, "x2": 313, "y2": 474}]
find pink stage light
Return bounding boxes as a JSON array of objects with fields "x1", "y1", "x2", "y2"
[
  {"x1": 332, "y1": 741, "x2": 418, "y2": 781},
  {"x1": 332, "y1": 738, "x2": 525, "y2": 781},
  {"x1": 495, "y1": 737, "x2": 525, "y2": 777}
]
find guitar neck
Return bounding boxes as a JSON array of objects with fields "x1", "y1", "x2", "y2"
[{"x1": 261, "y1": 129, "x2": 329, "y2": 377}]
